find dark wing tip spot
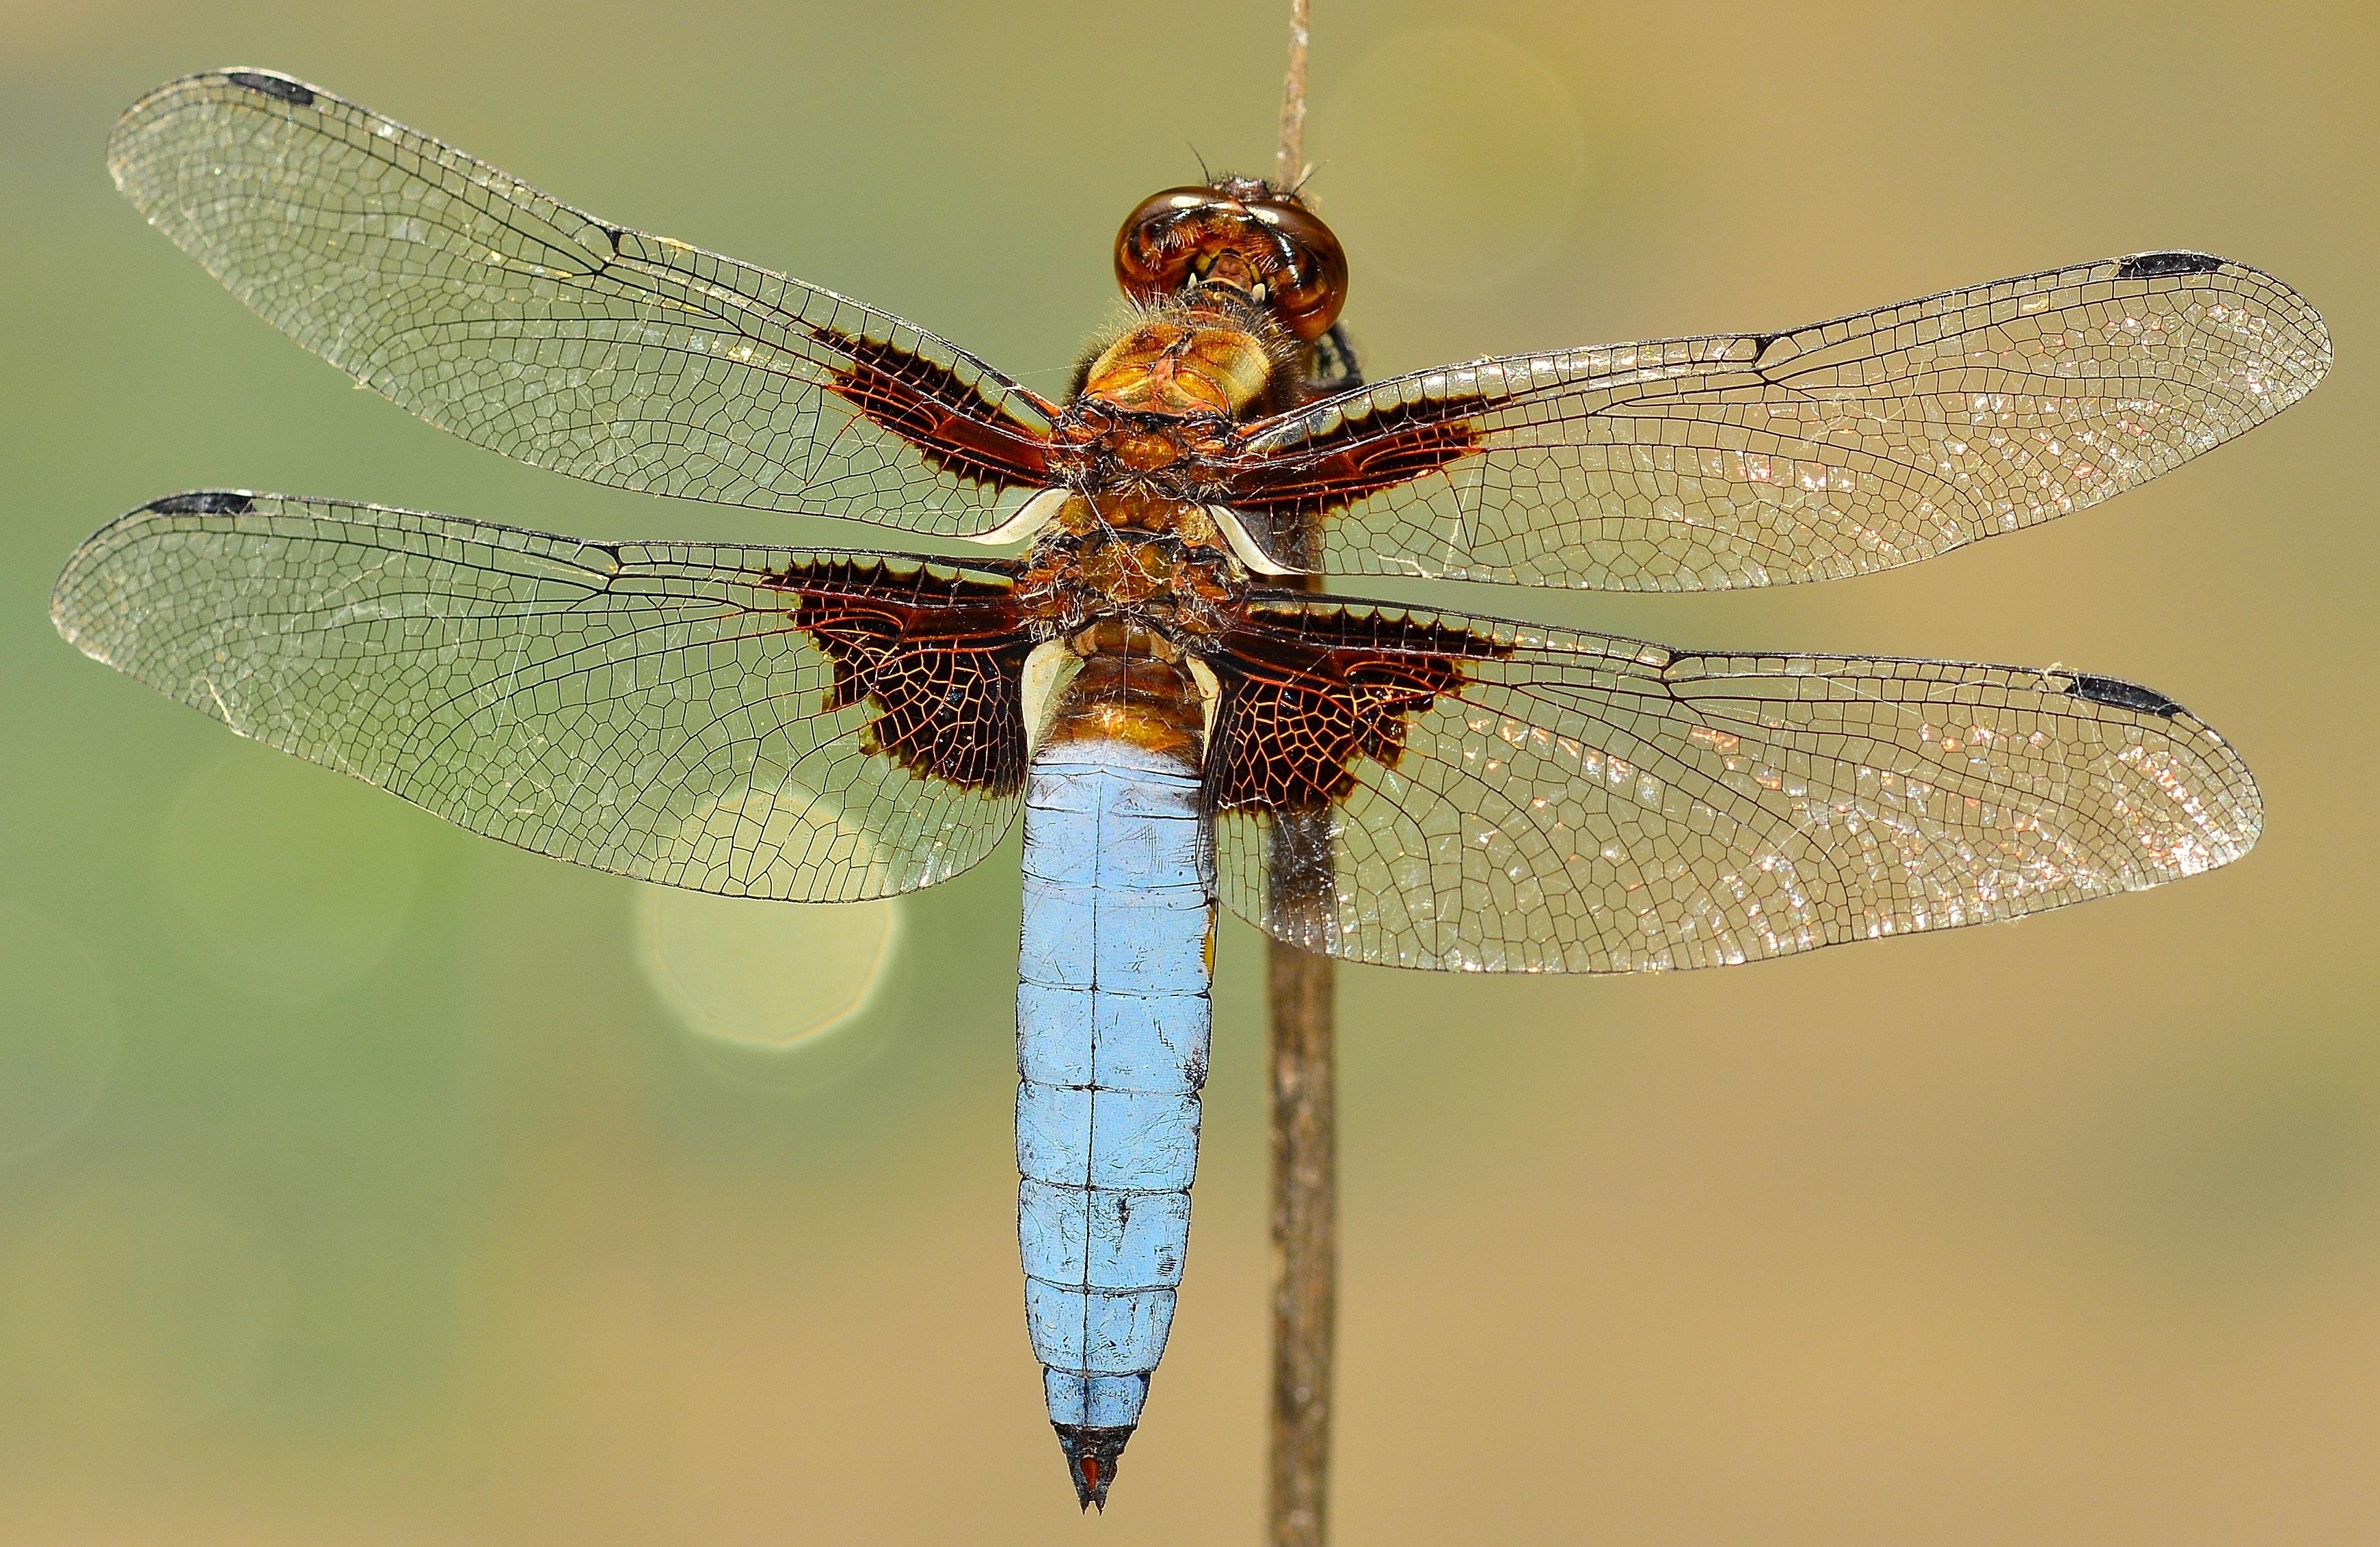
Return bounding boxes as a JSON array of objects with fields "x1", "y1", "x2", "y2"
[
  {"x1": 2068, "y1": 672, "x2": 2183, "y2": 718},
  {"x1": 2116, "y1": 250, "x2": 2225, "y2": 280},
  {"x1": 147, "y1": 491, "x2": 254, "y2": 516},
  {"x1": 224, "y1": 71, "x2": 315, "y2": 106}
]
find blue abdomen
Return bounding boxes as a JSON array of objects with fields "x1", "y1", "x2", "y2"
[{"x1": 1015, "y1": 736, "x2": 1214, "y2": 1459}]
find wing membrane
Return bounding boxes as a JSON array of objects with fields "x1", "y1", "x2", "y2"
[
  {"x1": 107, "y1": 70, "x2": 1056, "y2": 533},
  {"x1": 1227, "y1": 253, "x2": 2328, "y2": 589},
  {"x1": 52, "y1": 493, "x2": 1032, "y2": 900},
  {"x1": 1211, "y1": 596, "x2": 2260, "y2": 971}
]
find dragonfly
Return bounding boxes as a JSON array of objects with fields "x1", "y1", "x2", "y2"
[{"x1": 57, "y1": 68, "x2": 2327, "y2": 1510}]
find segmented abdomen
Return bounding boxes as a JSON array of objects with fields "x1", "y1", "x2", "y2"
[{"x1": 1015, "y1": 739, "x2": 1215, "y2": 1438}]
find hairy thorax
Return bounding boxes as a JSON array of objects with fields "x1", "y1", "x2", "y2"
[
  {"x1": 1023, "y1": 300, "x2": 1301, "y2": 654},
  {"x1": 1021, "y1": 262, "x2": 1338, "y2": 767},
  {"x1": 1047, "y1": 299, "x2": 1292, "y2": 502}
]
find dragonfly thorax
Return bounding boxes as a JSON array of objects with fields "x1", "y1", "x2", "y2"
[
  {"x1": 1017, "y1": 492, "x2": 1245, "y2": 648},
  {"x1": 1079, "y1": 317, "x2": 1274, "y2": 417},
  {"x1": 1053, "y1": 306, "x2": 1293, "y2": 491}
]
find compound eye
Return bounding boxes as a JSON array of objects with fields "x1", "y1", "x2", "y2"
[
  {"x1": 1111, "y1": 185, "x2": 1351, "y2": 340},
  {"x1": 1114, "y1": 187, "x2": 1227, "y2": 304},
  {"x1": 1246, "y1": 197, "x2": 1349, "y2": 340}
]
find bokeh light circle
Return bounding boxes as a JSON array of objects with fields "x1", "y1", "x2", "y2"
[{"x1": 634, "y1": 885, "x2": 898, "y2": 1048}]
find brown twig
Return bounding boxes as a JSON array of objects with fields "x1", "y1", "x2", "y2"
[
  {"x1": 1266, "y1": 891, "x2": 1335, "y2": 1547},
  {"x1": 1274, "y1": 0, "x2": 1309, "y2": 190},
  {"x1": 1266, "y1": 10, "x2": 1333, "y2": 1544}
]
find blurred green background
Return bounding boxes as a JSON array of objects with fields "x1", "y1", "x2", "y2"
[{"x1": 4, "y1": 1, "x2": 2375, "y2": 1541}]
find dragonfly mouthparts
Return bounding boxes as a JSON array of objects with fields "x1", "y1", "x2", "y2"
[{"x1": 1054, "y1": 1424, "x2": 1134, "y2": 1511}]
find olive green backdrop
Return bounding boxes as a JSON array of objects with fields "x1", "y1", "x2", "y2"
[{"x1": 3, "y1": 1, "x2": 2375, "y2": 1541}]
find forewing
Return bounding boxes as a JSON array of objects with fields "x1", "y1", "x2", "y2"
[
  {"x1": 1209, "y1": 597, "x2": 2260, "y2": 971},
  {"x1": 53, "y1": 493, "x2": 1034, "y2": 901},
  {"x1": 1226, "y1": 254, "x2": 2328, "y2": 589},
  {"x1": 107, "y1": 70, "x2": 1056, "y2": 533}
]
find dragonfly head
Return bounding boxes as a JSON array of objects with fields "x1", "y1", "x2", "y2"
[{"x1": 1114, "y1": 177, "x2": 1348, "y2": 340}]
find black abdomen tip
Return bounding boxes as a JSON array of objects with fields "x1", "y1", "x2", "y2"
[
  {"x1": 1054, "y1": 1423, "x2": 1134, "y2": 1511},
  {"x1": 2115, "y1": 250, "x2": 2225, "y2": 280},
  {"x1": 225, "y1": 71, "x2": 315, "y2": 106}
]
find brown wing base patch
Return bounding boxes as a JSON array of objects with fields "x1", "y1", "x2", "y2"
[
  {"x1": 829, "y1": 336, "x2": 1056, "y2": 491},
  {"x1": 1224, "y1": 396, "x2": 1484, "y2": 523},
  {"x1": 1208, "y1": 604, "x2": 1506, "y2": 811},
  {"x1": 776, "y1": 560, "x2": 1034, "y2": 794}
]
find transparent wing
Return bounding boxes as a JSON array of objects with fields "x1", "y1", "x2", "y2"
[
  {"x1": 53, "y1": 493, "x2": 1035, "y2": 901},
  {"x1": 1210, "y1": 596, "x2": 2260, "y2": 971},
  {"x1": 1227, "y1": 253, "x2": 2329, "y2": 589},
  {"x1": 107, "y1": 70, "x2": 1058, "y2": 533}
]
